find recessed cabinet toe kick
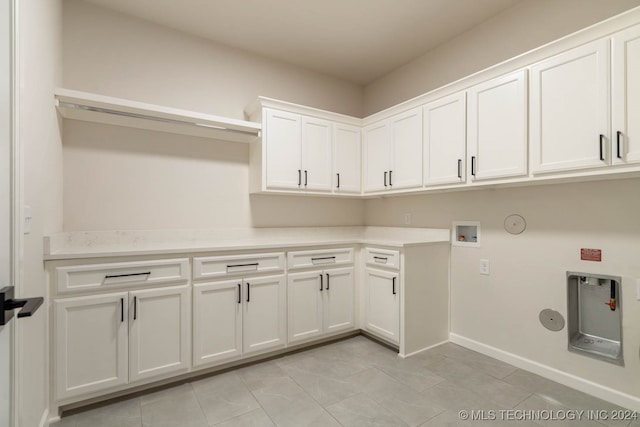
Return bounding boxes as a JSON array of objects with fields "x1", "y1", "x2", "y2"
[{"x1": 47, "y1": 235, "x2": 449, "y2": 418}]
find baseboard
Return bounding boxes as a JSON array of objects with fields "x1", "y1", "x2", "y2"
[
  {"x1": 450, "y1": 333, "x2": 640, "y2": 412},
  {"x1": 399, "y1": 339, "x2": 449, "y2": 358},
  {"x1": 38, "y1": 409, "x2": 49, "y2": 427}
]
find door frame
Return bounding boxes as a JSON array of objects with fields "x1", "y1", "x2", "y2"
[{"x1": 7, "y1": 0, "x2": 22, "y2": 425}]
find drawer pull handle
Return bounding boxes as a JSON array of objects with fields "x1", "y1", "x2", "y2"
[
  {"x1": 120, "y1": 298, "x2": 124, "y2": 322},
  {"x1": 319, "y1": 274, "x2": 323, "y2": 291},
  {"x1": 237, "y1": 284, "x2": 241, "y2": 304},
  {"x1": 373, "y1": 256, "x2": 388, "y2": 262},
  {"x1": 227, "y1": 263, "x2": 259, "y2": 268},
  {"x1": 246, "y1": 282, "x2": 250, "y2": 302},
  {"x1": 105, "y1": 271, "x2": 151, "y2": 279},
  {"x1": 326, "y1": 273, "x2": 330, "y2": 290},
  {"x1": 311, "y1": 256, "x2": 336, "y2": 262},
  {"x1": 133, "y1": 296, "x2": 137, "y2": 320},
  {"x1": 392, "y1": 277, "x2": 397, "y2": 295}
]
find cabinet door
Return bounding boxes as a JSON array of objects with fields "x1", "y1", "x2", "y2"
[
  {"x1": 531, "y1": 39, "x2": 610, "y2": 173},
  {"x1": 55, "y1": 293, "x2": 128, "y2": 400},
  {"x1": 193, "y1": 280, "x2": 242, "y2": 367},
  {"x1": 287, "y1": 271, "x2": 323, "y2": 344},
  {"x1": 265, "y1": 108, "x2": 302, "y2": 189},
  {"x1": 364, "y1": 268, "x2": 399, "y2": 344},
  {"x1": 324, "y1": 267, "x2": 354, "y2": 334},
  {"x1": 390, "y1": 107, "x2": 423, "y2": 189},
  {"x1": 363, "y1": 121, "x2": 390, "y2": 192},
  {"x1": 129, "y1": 285, "x2": 190, "y2": 382},
  {"x1": 243, "y1": 275, "x2": 286, "y2": 355},
  {"x1": 612, "y1": 24, "x2": 640, "y2": 165},
  {"x1": 301, "y1": 116, "x2": 332, "y2": 191},
  {"x1": 423, "y1": 93, "x2": 466, "y2": 186},
  {"x1": 333, "y1": 123, "x2": 361, "y2": 193},
  {"x1": 468, "y1": 70, "x2": 528, "y2": 180}
]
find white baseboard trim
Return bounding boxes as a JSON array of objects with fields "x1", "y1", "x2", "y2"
[
  {"x1": 399, "y1": 339, "x2": 449, "y2": 358},
  {"x1": 38, "y1": 409, "x2": 49, "y2": 427},
  {"x1": 449, "y1": 333, "x2": 640, "y2": 412}
]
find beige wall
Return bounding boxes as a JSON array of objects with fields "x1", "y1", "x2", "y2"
[
  {"x1": 19, "y1": 0, "x2": 63, "y2": 425},
  {"x1": 62, "y1": 0, "x2": 365, "y2": 231},
  {"x1": 364, "y1": 0, "x2": 640, "y2": 115},
  {"x1": 365, "y1": 178, "x2": 640, "y2": 398}
]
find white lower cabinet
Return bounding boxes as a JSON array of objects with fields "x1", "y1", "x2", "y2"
[
  {"x1": 364, "y1": 268, "x2": 400, "y2": 344},
  {"x1": 287, "y1": 267, "x2": 354, "y2": 344},
  {"x1": 193, "y1": 275, "x2": 286, "y2": 368},
  {"x1": 54, "y1": 285, "x2": 190, "y2": 400}
]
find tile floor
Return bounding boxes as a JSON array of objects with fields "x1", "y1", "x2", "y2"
[{"x1": 52, "y1": 335, "x2": 638, "y2": 427}]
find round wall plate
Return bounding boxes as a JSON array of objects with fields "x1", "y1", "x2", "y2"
[
  {"x1": 539, "y1": 309, "x2": 565, "y2": 332},
  {"x1": 504, "y1": 214, "x2": 526, "y2": 235}
]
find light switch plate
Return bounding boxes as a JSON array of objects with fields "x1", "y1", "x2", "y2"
[
  {"x1": 404, "y1": 213, "x2": 411, "y2": 225},
  {"x1": 480, "y1": 259, "x2": 490, "y2": 275}
]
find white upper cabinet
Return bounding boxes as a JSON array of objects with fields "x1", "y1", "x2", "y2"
[
  {"x1": 265, "y1": 109, "x2": 302, "y2": 189},
  {"x1": 530, "y1": 39, "x2": 610, "y2": 173},
  {"x1": 364, "y1": 107, "x2": 422, "y2": 193},
  {"x1": 612, "y1": 24, "x2": 640, "y2": 165},
  {"x1": 301, "y1": 116, "x2": 333, "y2": 190},
  {"x1": 363, "y1": 121, "x2": 390, "y2": 192},
  {"x1": 468, "y1": 70, "x2": 528, "y2": 181},
  {"x1": 333, "y1": 123, "x2": 361, "y2": 193},
  {"x1": 423, "y1": 92, "x2": 466, "y2": 186},
  {"x1": 390, "y1": 107, "x2": 423, "y2": 189}
]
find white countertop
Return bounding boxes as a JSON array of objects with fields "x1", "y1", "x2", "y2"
[{"x1": 44, "y1": 226, "x2": 450, "y2": 260}]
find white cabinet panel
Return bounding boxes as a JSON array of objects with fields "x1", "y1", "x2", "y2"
[
  {"x1": 287, "y1": 271, "x2": 324, "y2": 343},
  {"x1": 531, "y1": 39, "x2": 610, "y2": 173},
  {"x1": 612, "y1": 24, "x2": 640, "y2": 165},
  {"x1": 193, "y1": 280, "x2": 242, "y2": 367},
  {"x1": 364, "y1": 268, "x2": 399, "y2": 344},
  {"x1": 333, "y1": 123, "x2": 361, "y2": 193},
  {"x1": 324, "y1": 267, "x2": 354, "y2": 334},
  {"x1": 265, "y1": 109, "x2": 302, "y2": 189},
  {"x1": 390, "y1": 107, "x2": 423, "y2": 189},
  {"x1": 363, "y1": 122, "x2": 389, "y2": 192},
  {"x1": 129, "y1": 285, "x2": 190, "y2": 382},
  {"x1": 243, "y1": 275, "x2": 286, "y2": 355},
  {"x1": 468, "y1": 70, "x2": 528, "y2": 180},
  {"x1": 423, "y1": 93, "x2": 466, "y2": 186},
  {"x1": 55, "y1": 293, "x2": 128, "y2": 400},
  {"x1": 302, "y1": 117, "x2": 332, "y2": 191}
]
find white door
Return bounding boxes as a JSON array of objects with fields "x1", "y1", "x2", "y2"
[
  {"x1": 531, "y1": 39, "x2": 610, "y2": 173},
  {"x1": 324, "y1": 267, "x2": 354, "y2": 334},
  {"x1": 287, "y1": 271, "x2": 323, "y2": 343},
  {"x1": 364, "y1": 268, "x2": 399, "y2": 344},
  {"x1": 301, "y1": 116, "x2": 332, "y2": 191},
  {"x1": 0, "y1": 0, "x2": 12, "y2": 423},
  {"x1": 612, "y1": 24, "x2": 640, "y2": 165},
  {"x1": 363, "y1": 122, "x2": 390, "y2": 192},
  {"x1": 54, "y1": 293, "x2": 129, "y2": 400},
  {"x1": 193, "y1": 280, "x2": 242, "y2": 367},
  {"x1": 468, "y1": 70, "x2": 528, "y2": 180},
  {"x1": 390, "y1": 107, "x2": 423, "y2": 189},
  {"x1": 243, "y1": 275, "x2": 286, "y2": 355},
  {"x1": 423, "y1": 92, "x2": 466, "y2": 186},
  {"x1": 333, "y1": 123, "x2": 361, "y2": 193},
  {"x1": 129, "y1": 285, "x2": 190, "y2": 382},
  {"x1": 265, "y1": 109, "x2": 302, "y2": 189}
]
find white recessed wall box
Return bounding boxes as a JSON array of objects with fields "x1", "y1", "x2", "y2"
[{"x1": 452, "y1": 221, "x2": 480, "y2": 247}]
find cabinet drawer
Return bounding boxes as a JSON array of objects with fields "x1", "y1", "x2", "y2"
[
  {"x1": 55, "y1": 258, "x2": 189, "y2": 294},
  {"x1": 287, "y1": 248, "x2": 354, "y2": 270},
  {"x1": 193, "y1": 253, "x2": 285, "y2": 280},
  {"x1": 365, "y1": 248, "x2": 400, "y2": 270}
]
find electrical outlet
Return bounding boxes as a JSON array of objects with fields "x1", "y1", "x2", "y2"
[
  {"x1": 480, "y1": 259, "x2": 490, "y2": 275},
  {"x1": 404, "y1": 213, "x2": 411, "y2": 225}
]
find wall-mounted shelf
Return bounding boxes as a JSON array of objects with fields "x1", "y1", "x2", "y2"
[{"x1": 55, "y1": 88, "x2": 261, "y2": 143}]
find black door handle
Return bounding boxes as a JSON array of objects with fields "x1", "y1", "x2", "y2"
[
  {"x1": 617, "y1": 131, "x2": 622, "y2": 159},
  {"x1": 384, "y1": 171, "x2": 388, "y2": 187},
  {"x1": 337, "y1": 173, "x2": 340, "y2": 189},
  {"x1": 298, "y1": 169, "x2": 301, "y2": 186},
  {"x1": 246, "y1": 282, "x2": 250, "y2": 302},
  {"x1": 392, "y1": 277, "x2": 397, "y2": 295},
  {"x1": 319, "y1": 274, "x2": 323, "y2": 291},
  {"x1": 133, "y1": 296, "x2": 137, "y2": 320},
  {"x1": 457, "y1": 159, "x2": 462, "y2": 179},
  {"x1": 237, "y1": 284, "x2": 241, "y2": 304},
  {"x1": 389, "y1": 170, "x2": 392, "y2": 186},
  {"x1": 599, "y1": 134, "x2": 605, "y2": 161},
  {"x1": 121, "y1": 298, "x2": 124, "y2": 322},
  {"x1": 0, "y1": 286, "x2": 44, "y2": 326},
  {"x1": 326, "y1": 273, "x2": 330, "y2": 290},
  {"x1": 471, "y1": 156, "x2": 476, "y2": 176},
  {"x1": 304, "y1": 170, "x2": 308, "y2": 186}
]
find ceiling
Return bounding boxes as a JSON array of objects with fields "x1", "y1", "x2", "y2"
[{"x1": 82, "y1": 0, "x2": 523, "y2": 85}]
